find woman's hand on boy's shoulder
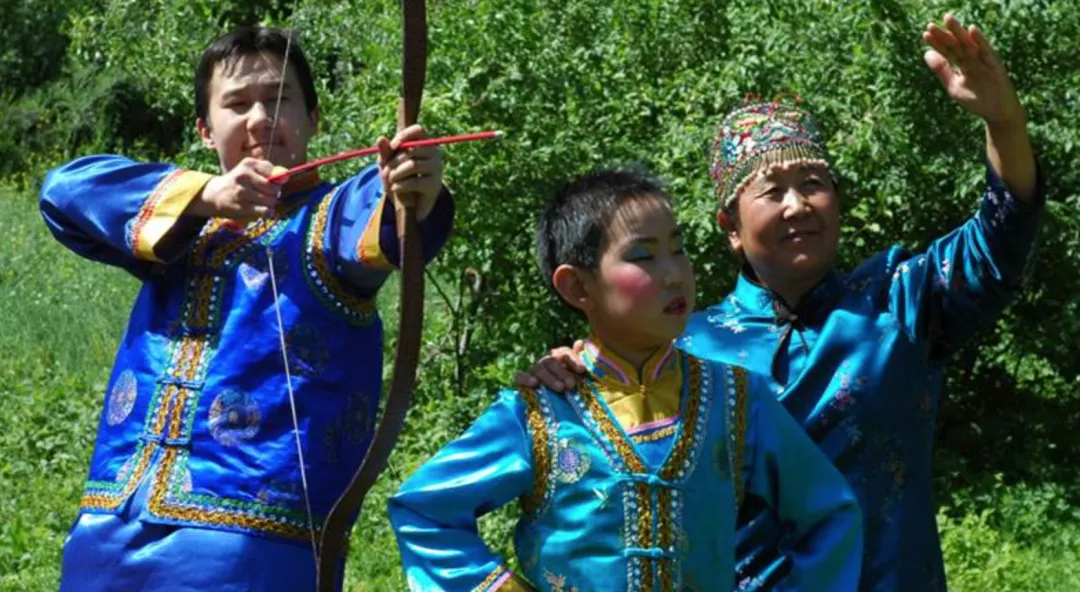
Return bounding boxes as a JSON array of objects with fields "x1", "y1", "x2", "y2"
[{"x1": 514, "y1": 340, "x2": 588, "y2": 392}]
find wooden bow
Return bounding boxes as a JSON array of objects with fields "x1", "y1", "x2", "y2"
[{"x1": 313, "y1": 1, "x2": 428, "y2": 589}]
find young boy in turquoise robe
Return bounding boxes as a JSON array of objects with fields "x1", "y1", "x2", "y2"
[
  {"x1": 518, "y1": 15, "x2": 1044, "y2": 591},
  {"x1": 388, "y1": 169, "x2": 862, "y2": 590},
  {"x1": 40, "y1": 26, "x2": 453, "y2": 591}
]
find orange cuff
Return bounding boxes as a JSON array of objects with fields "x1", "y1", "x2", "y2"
[
  {"x1": 356, "y1": 192, "x2": 395, "y2": 270},
  {"x1": 130, "y1": 169, "x2": 213, "y2": 262}
]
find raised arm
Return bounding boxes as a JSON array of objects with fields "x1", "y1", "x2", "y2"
[
  {"x1": 388, "y1": 390, "x2": 536, "y2": 591},
  {"x1": 39, "y1": 155, "x2": 214, "y2": 277},
  {"x1": 331, "y1": 125, "x2": 454, "y2": 296},
  {"x1": 740, "y1": 375, "x2": 863, "y2": 591},
  {"x1": 887, "y1": 16, "x2": 1044, "y2": 353}
]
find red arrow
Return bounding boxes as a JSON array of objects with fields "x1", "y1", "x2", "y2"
[{"x1": 268, "y1": 130, "x2": 502, "y2": 183}]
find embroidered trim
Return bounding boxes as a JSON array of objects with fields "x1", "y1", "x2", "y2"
[
  {"x1": 730, "y1": 366, "x2": 750, "y2": 507},
  {"x1": 82, "y1": 208, "x2": 322, "y2": 542},
  {"x1": 519, "y1": 388, "x2": 557, "y2": 515},
  {"x1": 657, "y1": 488, "x2": 676, "y2": 590},
  {"x1": 171, "y1": 216, "x2": 290, "y2": 440},
  {"x1": 147, "y1": 447, "x2": 318, "y2": 539},
  {"x1": 631, "y1": 423, "x2": 678, "y2": 444},
  {"x1": 128, "y1": 169, "x2": 186, "y2": 258},
  {"x1": 473, "y1": 565, "x2": 508, "y2": 591},
  {"x1": 304, "y1": 187, "x2": 377, "y2": 326},
  {"x1": 570, "y1": 356, "x2": 710, "y2": 591},
  {"x1": 659, "y1": 358, "x2": 705, "y2": 482},
  {"x1": 650, "y1": 344, "x2": 675, "y2": 382},
  {"x1": 81, "y1": 441, "x2": 157, "y2": 511}
]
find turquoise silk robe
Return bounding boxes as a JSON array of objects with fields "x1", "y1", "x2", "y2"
[
  {"x1": 39, "y1": 155, "x2": 453, "y2": 590},
  {"x1": 680, "y1": 165, "x2": 1044, "y2": 590},
  {"x1": 389, "y1": 341, "x2": 862, "y2": 591}
]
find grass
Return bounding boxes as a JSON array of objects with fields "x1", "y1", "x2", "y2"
[
  {"x1": 0, "y1": 185, "x2": 137, "y2": 589},
  {"x1": 1, "y1": 183, "x2": 1078, "y2": 591}
]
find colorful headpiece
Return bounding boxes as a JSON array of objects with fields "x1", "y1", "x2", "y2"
[{"x1": 710, "y1": 100, "x2": 831, "y2": 210}]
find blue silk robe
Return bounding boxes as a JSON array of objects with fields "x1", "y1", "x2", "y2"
[
  {"x1": 680, "y1": 165, "x2": 1044, "y2": 590},
  {"x1": 39, "y1": 155, "x2": 454, "y2": 591},
  {"x1": 389, "y1": 340, "x2": 862, "y2": 591}
]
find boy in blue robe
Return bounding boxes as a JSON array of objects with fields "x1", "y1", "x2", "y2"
[
  {"x1": 517, "y1": 15, "x2": 1044, "y2": 591},
  {"x1": 40, "y1": 26, "x2": 454, "y2": 591},
  {"x1": 388, "y1": 169, "x2": 862, "y2": 590}
]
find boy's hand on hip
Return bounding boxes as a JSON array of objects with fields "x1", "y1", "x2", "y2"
[
  {"x1": 188, "y1": 158, "x2": 280, "y2": 221},
  {"x1": 377, "y1": 124, "x2": 445, "y2": 221}
]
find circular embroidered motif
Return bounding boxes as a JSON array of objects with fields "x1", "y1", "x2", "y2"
[
  {"x1": 555, "y1": 438, "x2": 591, "y2": 484},
  {"x1": 343, "y1": 390, "x2": 374, "y2": 443},
  {"x1": 106, "y1": 370, "x2": 138, "y2": 426},
  {"x1": 287, "y1": 323, "x2": 330, "y2": 377},
  {"x1": 208, "y1": 389, "x2": 261, "y2": 446}
]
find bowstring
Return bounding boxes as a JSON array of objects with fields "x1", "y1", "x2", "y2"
[{"x1": 264, "y1": 25, "x2": 319, "y2": 566}]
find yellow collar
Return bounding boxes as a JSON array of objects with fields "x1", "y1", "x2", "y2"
[{"x1": 582, "y1": 338, "x2": 683, "y2": 434}]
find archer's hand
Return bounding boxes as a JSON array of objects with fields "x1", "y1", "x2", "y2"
[
  {"x1": 922, "y1": 14, "x2": 1027, "y2": 128},
  {"x1": 188, "y1": 157, "x2": 281, "y2": 221},
  {"x1": 377, "y1": 124, "x2": 444, "y2": 221},
  {"x1": 513, "y1": 340, "x2": 588, "y2": 392}
]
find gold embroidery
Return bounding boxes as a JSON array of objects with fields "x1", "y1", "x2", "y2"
[
  {"x1": 129, "y1": 169, "x2": 186, "y2": 260},
  {"x1": 472, "y1": 565, "x2": 506, "y2": 591},
  {"x1": 80, "y1": 442, "x2": 158, "y2": 511},
  {"x1": 150, "y1": 384, "x2": 177, "y2": 435},
  {"x1": 638, "y1": 482, "x2": 655, "y2": 587},
  {"x1": 732, "y1": 367, "x2": 749, "y2": 507},
  {"x1": 659, "y1": 358, "x2": 703, "y2": 481},
  {"x1": 309, "y1": 189, "x2": 376, "y2": 321},
  {"x1": 519, "y1": 388, "x2": 550, "y2": 515},
  {"x1": 657, "y1": 488, "x2": 675, "y2": 590},
  {"x1": 630, "y1": 423, "x2": 677, "y2": 444},
  {"x1": 147, "y1": 447, "x2": 315, "y2": 540},
  {"x1": 131, "y1": 169, "x2": 214, "y2": 262},
  {"x1": 581, "y1": 355, "x2": 705, "y2": 590}
]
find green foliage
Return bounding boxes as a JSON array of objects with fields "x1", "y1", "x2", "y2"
[
  {"x1": 1, "y1": 0, "x2": 1079, "y2": 590},
  {"x1": 0, "y1": 187, "x2": 137, "y2": 588},
  {"x1": 938, "y1": 478, "x2": 1080, "y2": 591},
  {"x1": 0, "y1": 0, "x2": 99, "y2": 93}
]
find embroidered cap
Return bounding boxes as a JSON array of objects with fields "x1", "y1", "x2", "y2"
[{"x1": 710, "y1": 100, "x2": 831, "y2": 210}]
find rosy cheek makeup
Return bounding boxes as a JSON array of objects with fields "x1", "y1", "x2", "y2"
[{"x1": 611, "y1": 266, "x2": 659, "y2": 303}]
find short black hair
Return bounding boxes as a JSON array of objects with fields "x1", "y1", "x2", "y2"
[
  {"x1": 195, "y1": 26, "x2": 318, "y2": 122},
  {"x1": 536, "y1": 167, "x2": 671, "y2": 310}
]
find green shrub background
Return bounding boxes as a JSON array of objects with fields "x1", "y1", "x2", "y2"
[{"x1": 1, "y1": 0, "x2": 1077, "y2": 589}]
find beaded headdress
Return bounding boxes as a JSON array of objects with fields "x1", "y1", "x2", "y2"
[{"x1": 710, "y1": 100, "x2": 831, "y2": 210}]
